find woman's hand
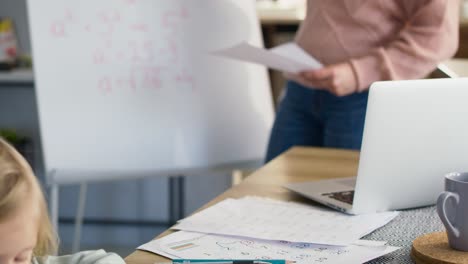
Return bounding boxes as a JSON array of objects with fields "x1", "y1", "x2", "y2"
[{"x1": 285, "y1": 62, "x2": 358, "y2": 97}]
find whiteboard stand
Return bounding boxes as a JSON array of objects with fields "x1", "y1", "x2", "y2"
[
  {"x1": 28, "y1": 0, "x2": 274, "y2": 254},
  {"x1": 169, "y1": 175, "x2": 186, "y2": 225},
  {"x1": 72, "y1": 183, "x2": 87, "y2": 253},
  {"x1": 49, "y1": 181, "x2": 59, "y2": 254}
]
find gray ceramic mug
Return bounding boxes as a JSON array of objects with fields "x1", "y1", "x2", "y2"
[{"x1": 437, "y1": 172, "x2": 468, "y2": 251}]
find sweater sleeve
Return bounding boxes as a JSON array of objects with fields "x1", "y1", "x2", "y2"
[
  {"x1": 349, "y1": 0, "x2": 459, "y2": 92},
  {"x1": 33, "y1": 250, "x2": 125, "y2": 264}
]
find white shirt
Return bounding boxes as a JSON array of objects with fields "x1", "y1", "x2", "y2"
[{"x1": 32, "y1": 250, "x2": 125, "y2": 264}]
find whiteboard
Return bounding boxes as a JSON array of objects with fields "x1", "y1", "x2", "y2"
[{"x1": 27, "y1": 0, "x2": 274, "y2": 184}]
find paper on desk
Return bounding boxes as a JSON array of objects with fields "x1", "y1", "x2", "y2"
[
  {"x1": 173, "y1": 196, "x2": 398, "y2": 246},
  {"x1": 138, "y1": 231, "x2": 400, "y2": 264},
  {"x1": 137, "y1": 240, "x2": 179, "y2": 260},
  {"x1": 213, "y1": 42, "x2": 322, "y2": 73}
]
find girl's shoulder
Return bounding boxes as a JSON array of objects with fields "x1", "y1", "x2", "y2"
[{"x1": 33, "y1": 249, "x2": 125, "y2": 264}]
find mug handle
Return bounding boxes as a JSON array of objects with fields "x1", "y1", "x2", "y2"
[{"x1": 437, "y1": 191, "x2": 460, "y2": 238}]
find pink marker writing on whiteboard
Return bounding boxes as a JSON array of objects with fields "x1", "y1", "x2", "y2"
[{"x1": 50, "y1": 21, "x2": 66, "y2": 37}]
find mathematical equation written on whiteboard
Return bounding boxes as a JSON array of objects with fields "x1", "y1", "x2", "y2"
[{"x1": 48, "y1": 0, "x2": 196, "y2": 95}]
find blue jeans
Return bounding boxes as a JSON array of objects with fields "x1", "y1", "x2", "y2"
[{"x1": 265, "y1": 81, "x2": 369, "y2": 163}]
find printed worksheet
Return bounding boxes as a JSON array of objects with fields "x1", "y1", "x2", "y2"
[
  {"x1": 138, "y1": 231, "x2": 399, "y2": 264},
  {"x1": 173, "y1": 197, "x2": 399, "y2": 246}
]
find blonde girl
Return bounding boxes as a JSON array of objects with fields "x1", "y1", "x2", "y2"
[{"x1": 0, "y1": 138, "x2": 124, "y2": 264}]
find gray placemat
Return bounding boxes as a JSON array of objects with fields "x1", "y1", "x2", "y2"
[{"x1": 364, "y1": 206, "x2": 444, "y2": 263}]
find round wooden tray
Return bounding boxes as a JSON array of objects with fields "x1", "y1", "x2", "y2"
[{"x1": 411, "y1": 232, "x2": 468, "y2": 264}]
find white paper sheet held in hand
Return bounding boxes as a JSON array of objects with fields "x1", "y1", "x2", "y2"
[
  {"x1": 138, "y1": 231, "x2": 400, "y2": 264},
  {"x1": 173, "y1": 197, "x2": 398, "y2": 246},
  {"x1": 213, "y1": 42, "x2": 322, "y2": 73}
]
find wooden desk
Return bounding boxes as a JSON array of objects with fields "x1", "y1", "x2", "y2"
[
  {"x1": 437, "y1": 58, "x2": 468, "y2": 77},
  {"x1": 125, "y1": 147, "x2": 359, "y2": 263}
]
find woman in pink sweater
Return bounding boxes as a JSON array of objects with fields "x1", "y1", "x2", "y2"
[{"x1": 266, "y1": 0, "x2": 459, "y2": 162}]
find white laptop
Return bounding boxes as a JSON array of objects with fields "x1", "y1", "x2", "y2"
[{"x1": 285, "y1": 78, "x2": 468, "y2": 214}]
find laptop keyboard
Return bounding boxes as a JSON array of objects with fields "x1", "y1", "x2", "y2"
[{"x1": 322, "y1": 190, "x2": 354, "y2": 205}]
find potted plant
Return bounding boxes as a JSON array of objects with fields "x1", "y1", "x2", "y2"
[{"x1": 0, "y1": 129, "x2": 33, "y2": 166}]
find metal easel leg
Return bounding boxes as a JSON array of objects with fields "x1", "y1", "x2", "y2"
[
  {"x1": 72, "y1": 183, "x2": 88, "y2": 253},
  {"x1": 50, "y1": 183, "x2": 59, "y2": 236},
  {"x1": 168, "y1": 175, "x2": 186, "y2": 226},
  {"x1": 169, "y1": 176, "x2": 177, "y2": 225},
  {"x1": 178, "y1": 175, "x2": 185, "y2": 220}
]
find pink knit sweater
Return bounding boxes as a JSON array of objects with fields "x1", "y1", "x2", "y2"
[{"x1": 295, "y1": 0, "x2": 459, "y2": 91}]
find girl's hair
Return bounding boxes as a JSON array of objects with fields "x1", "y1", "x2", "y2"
[{"x1": 0, "y1": 138, "x2": 58, "y2": 256}]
